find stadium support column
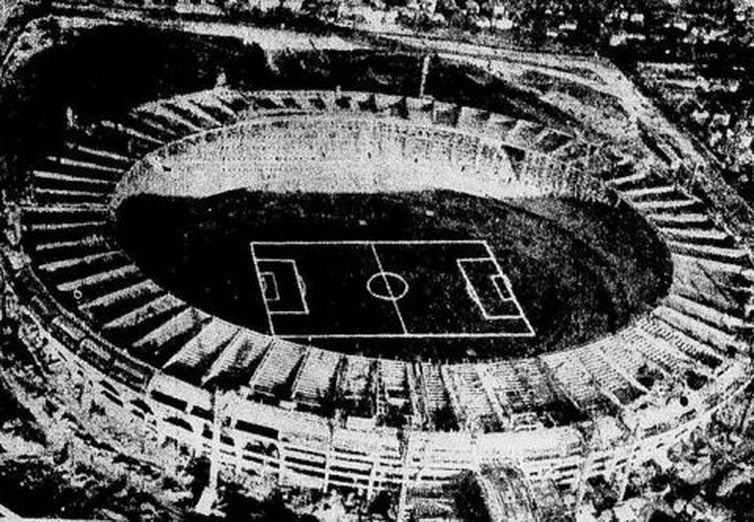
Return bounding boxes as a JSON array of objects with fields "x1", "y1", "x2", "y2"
[
  {"x1": 474, "y1": 140, "x2": 482, "y2": 175},
  {"x1": 397, "y1": 432, "x2": 413, "y2": 522},
  {"x1": 196, "y1": 387, "x2": 224, "y2": 516},
  {"x1": 574, "y1": 426, "x2": 599, "y2": 511},
  {"x1": 210, "y1": 389, "x2": 223, "y2": 493},
  {"x1": 367, "y1": 443, "x2": 381, "y2": 501},
  {"x1": 323, "y1": 422, "x2": 334, "y2": 493},
  {"x1": 419, "y1": 55, "x2": 431, "y2": 99},
  {"x1": 469, "y1": 434, "x2": 481, "y2": 472},
  {"x1": 615, "y1": 422, "x2": 643, "y2": 503},
  {"x1": 80, "y1": 374, "x2": 94, "y2": 415},
  {"x1": 278, "y1": 439, "x2": 289, "y2": 486}
]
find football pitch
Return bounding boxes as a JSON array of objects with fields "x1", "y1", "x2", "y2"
[{"x1": 250, "y1": 240, "x2": 534, "y2": 340}]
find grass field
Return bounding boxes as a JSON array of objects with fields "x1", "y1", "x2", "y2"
[
  {"x1": 249, "y1": 239, "x2": 533, "y2": 340},
  {"x1": 114, "y1": 189, "x2": 672, "y2": 361}
]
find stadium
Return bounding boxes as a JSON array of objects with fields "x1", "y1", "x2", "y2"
[{"x1": 1, "y1": 8, "x2": 753, "y2": 519}]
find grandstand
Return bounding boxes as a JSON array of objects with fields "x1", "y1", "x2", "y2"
[{"x1": 4, "y1": 86, "x2": 750, "y2": 494}]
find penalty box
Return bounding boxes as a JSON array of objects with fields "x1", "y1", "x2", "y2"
[{"x1": 250, "y1": 240, "x2": 534, "y2": 339}]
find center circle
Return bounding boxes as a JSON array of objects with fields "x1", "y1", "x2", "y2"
[{"x1": 366, "y1": 272, "x2": 409, "y2": 301}]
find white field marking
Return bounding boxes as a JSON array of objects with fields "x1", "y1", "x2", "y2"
[
  {"x1": 250, "y1": 243, "x2": 276, "y2": 336},
  {"x1": 491, "y1": 274, "x2": 514, "y2": 302},
  {"x1": 482, "y1": 241, "x2": 536, "y2": 337},
  {"x1": 369, "y1": 244, "x2": 409, "y2": 335},
  {"x1": 277, "y1": 332, "x2": 534, "y2": 339},
  {"x1": 256, "y1": 258, "x2": 310, "y2": 315},
  {"x1": 250, "y1": 240, "x2": 490, "y2": 246},
  {"x1": 249, "y1": 239, "x2": 534, "y2": 339},
  {"x1": 457, "y1": 258, "x2": 521, "y2": 320},
  {"x1": 366, "y1": 271, "x2": 410, "y2": 301},
  {"x1": 260, "y1": 272, "x2": 280, "y2": 302}
]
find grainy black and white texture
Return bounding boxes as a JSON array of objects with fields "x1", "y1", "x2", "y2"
[{"x1": 1, "y1": 1, "x2": 754, "y2": 521}]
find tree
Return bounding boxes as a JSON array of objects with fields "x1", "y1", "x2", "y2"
[
  {"x1": 185, "y1": 456, "x2": 210, "y2": 500},
  {"x1": 221, "y1": 482, "x2": 262, "y2": 522}
]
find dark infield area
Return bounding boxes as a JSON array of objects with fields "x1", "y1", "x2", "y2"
[{"x1": 115, "y1": 189, "x2": 672, "y2": 362}]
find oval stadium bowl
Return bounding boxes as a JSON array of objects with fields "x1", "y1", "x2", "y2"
[{"x1": 2, "y1": 21, "x2": 753, "y2": 500}]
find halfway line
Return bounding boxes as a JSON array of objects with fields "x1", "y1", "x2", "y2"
[{"x1": 370, "y1": 243, "x2": 409, "y2": 335}]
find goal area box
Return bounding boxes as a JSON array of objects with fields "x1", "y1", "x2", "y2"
[{"x1": 250, "y1": 240, "x2": 534, "y2": 339}]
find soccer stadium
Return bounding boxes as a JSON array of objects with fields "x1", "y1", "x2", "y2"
[{"x1": 1, "y1": 5, "x2": 753, "y2": 520}]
